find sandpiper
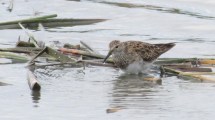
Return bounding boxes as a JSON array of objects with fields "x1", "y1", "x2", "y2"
[{"x1": 103, "y1": 40, "x2": 175, "y2": 74}]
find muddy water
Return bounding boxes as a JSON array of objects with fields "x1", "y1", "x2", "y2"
[{"x1": 1, "y1": 0, "x2": 215, "y2": 120}]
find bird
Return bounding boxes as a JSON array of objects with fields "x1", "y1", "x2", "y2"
[{"x1": 103, "y1": 40, "x2": 175, "y2": 74}]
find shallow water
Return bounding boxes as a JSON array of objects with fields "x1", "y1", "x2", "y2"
[{"x1": 1, "y1": 0, "x2": 215, "y2": 120}]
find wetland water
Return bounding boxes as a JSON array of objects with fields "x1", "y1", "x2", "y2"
[{"x1": 1, "y1": 0, "x2": 215, "y2": 120}]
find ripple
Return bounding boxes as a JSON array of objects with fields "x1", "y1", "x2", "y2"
[{"x1": 96, "y1": 1, "x2": 215, "y2": 20}]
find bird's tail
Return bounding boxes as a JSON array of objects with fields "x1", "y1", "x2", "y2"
[{"x1": 155, "y1": 42, "x2": 176, "y2": 54}]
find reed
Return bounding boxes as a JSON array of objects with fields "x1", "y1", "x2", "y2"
[
  {"x1": 0, "y1": 18, "x2": 106, "y2": 29},
  {"x1": 162, "y1": 66, "x2": 215, "y2": 82},
  {"x1": 0, "y1": 52, "x2": 29, "y2": 61},
  {"x1": 0, "y1": 14, "x2": 57, "y2": 25}
]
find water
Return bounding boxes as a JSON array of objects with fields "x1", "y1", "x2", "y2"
[{"x1": 1, "y1": 0, "x2": 215, "y2": 120}]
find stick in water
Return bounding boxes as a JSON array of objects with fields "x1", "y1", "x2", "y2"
[{"x1": 27, "y1": 70, "x2": 41, "y2": 91}]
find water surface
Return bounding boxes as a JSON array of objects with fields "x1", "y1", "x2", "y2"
[{"x1": 0, "y1": 0, "x2": 215, "y2": 120}]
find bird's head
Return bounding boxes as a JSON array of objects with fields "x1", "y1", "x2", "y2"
[
  {"x1": 109, "y1": 40, "x2": 120, "y2": 49},
  {"x1": 103, "y1": 44, "x2": 123, "y2": 63}
]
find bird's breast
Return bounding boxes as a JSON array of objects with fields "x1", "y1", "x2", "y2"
[{"x1": 125, "y1": 60, "x2": 152, "y2": 74}]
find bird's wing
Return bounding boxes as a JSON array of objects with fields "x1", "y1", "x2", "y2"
[
  {"x1": 121, "y1": 41, "x2": 157, "y2": 62},
  {"x1": 121, "y1": 41, "x2": 175, "y2": 62},
  {"x1": 135, "y1": 44, "x2": 161, "y2": 62},
  {"x1": 135, "y1": 43, "x2": 175, "y2": 62},
  {"x1": 123, "y1": 42, "x2": 161, "y2": 62}
]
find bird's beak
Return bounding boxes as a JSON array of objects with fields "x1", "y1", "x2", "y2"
[{"x1": 103, "y1": 49, "x2": 113, "y2": 63}]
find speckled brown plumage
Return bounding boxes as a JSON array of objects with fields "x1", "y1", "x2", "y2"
[{"x1": 104, "y1": 40, "x2": 175, "y2": 73}]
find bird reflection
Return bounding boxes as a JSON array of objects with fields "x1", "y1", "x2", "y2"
[{"x1": 109, "y1": 73, "x2": 162, "y2": 109}]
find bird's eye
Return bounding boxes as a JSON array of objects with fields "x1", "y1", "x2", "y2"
[{"x1": 115, "y1": 46, "x2": 118, "y2": 48}]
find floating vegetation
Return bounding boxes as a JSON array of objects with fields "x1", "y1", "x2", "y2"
[
  {"x1": 160, "y1": 61, "x2": 215, "y2": 82},
  {"x1": 2, "y1": 37, "x2": 215, "y2": 91},
  {"x1": 0, "y1": 14, "x2": 107, "y2": 29},
  {"x1": 2, "y1": 34, "x2": 215, "y2": 90},
  {"x1": 0, "y1": 14, "x2": 215, "y2": 92}
]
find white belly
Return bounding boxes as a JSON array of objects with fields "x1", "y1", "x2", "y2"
[{"x1": 124, "y1": 60, "x2": 152, "y2": 74}]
